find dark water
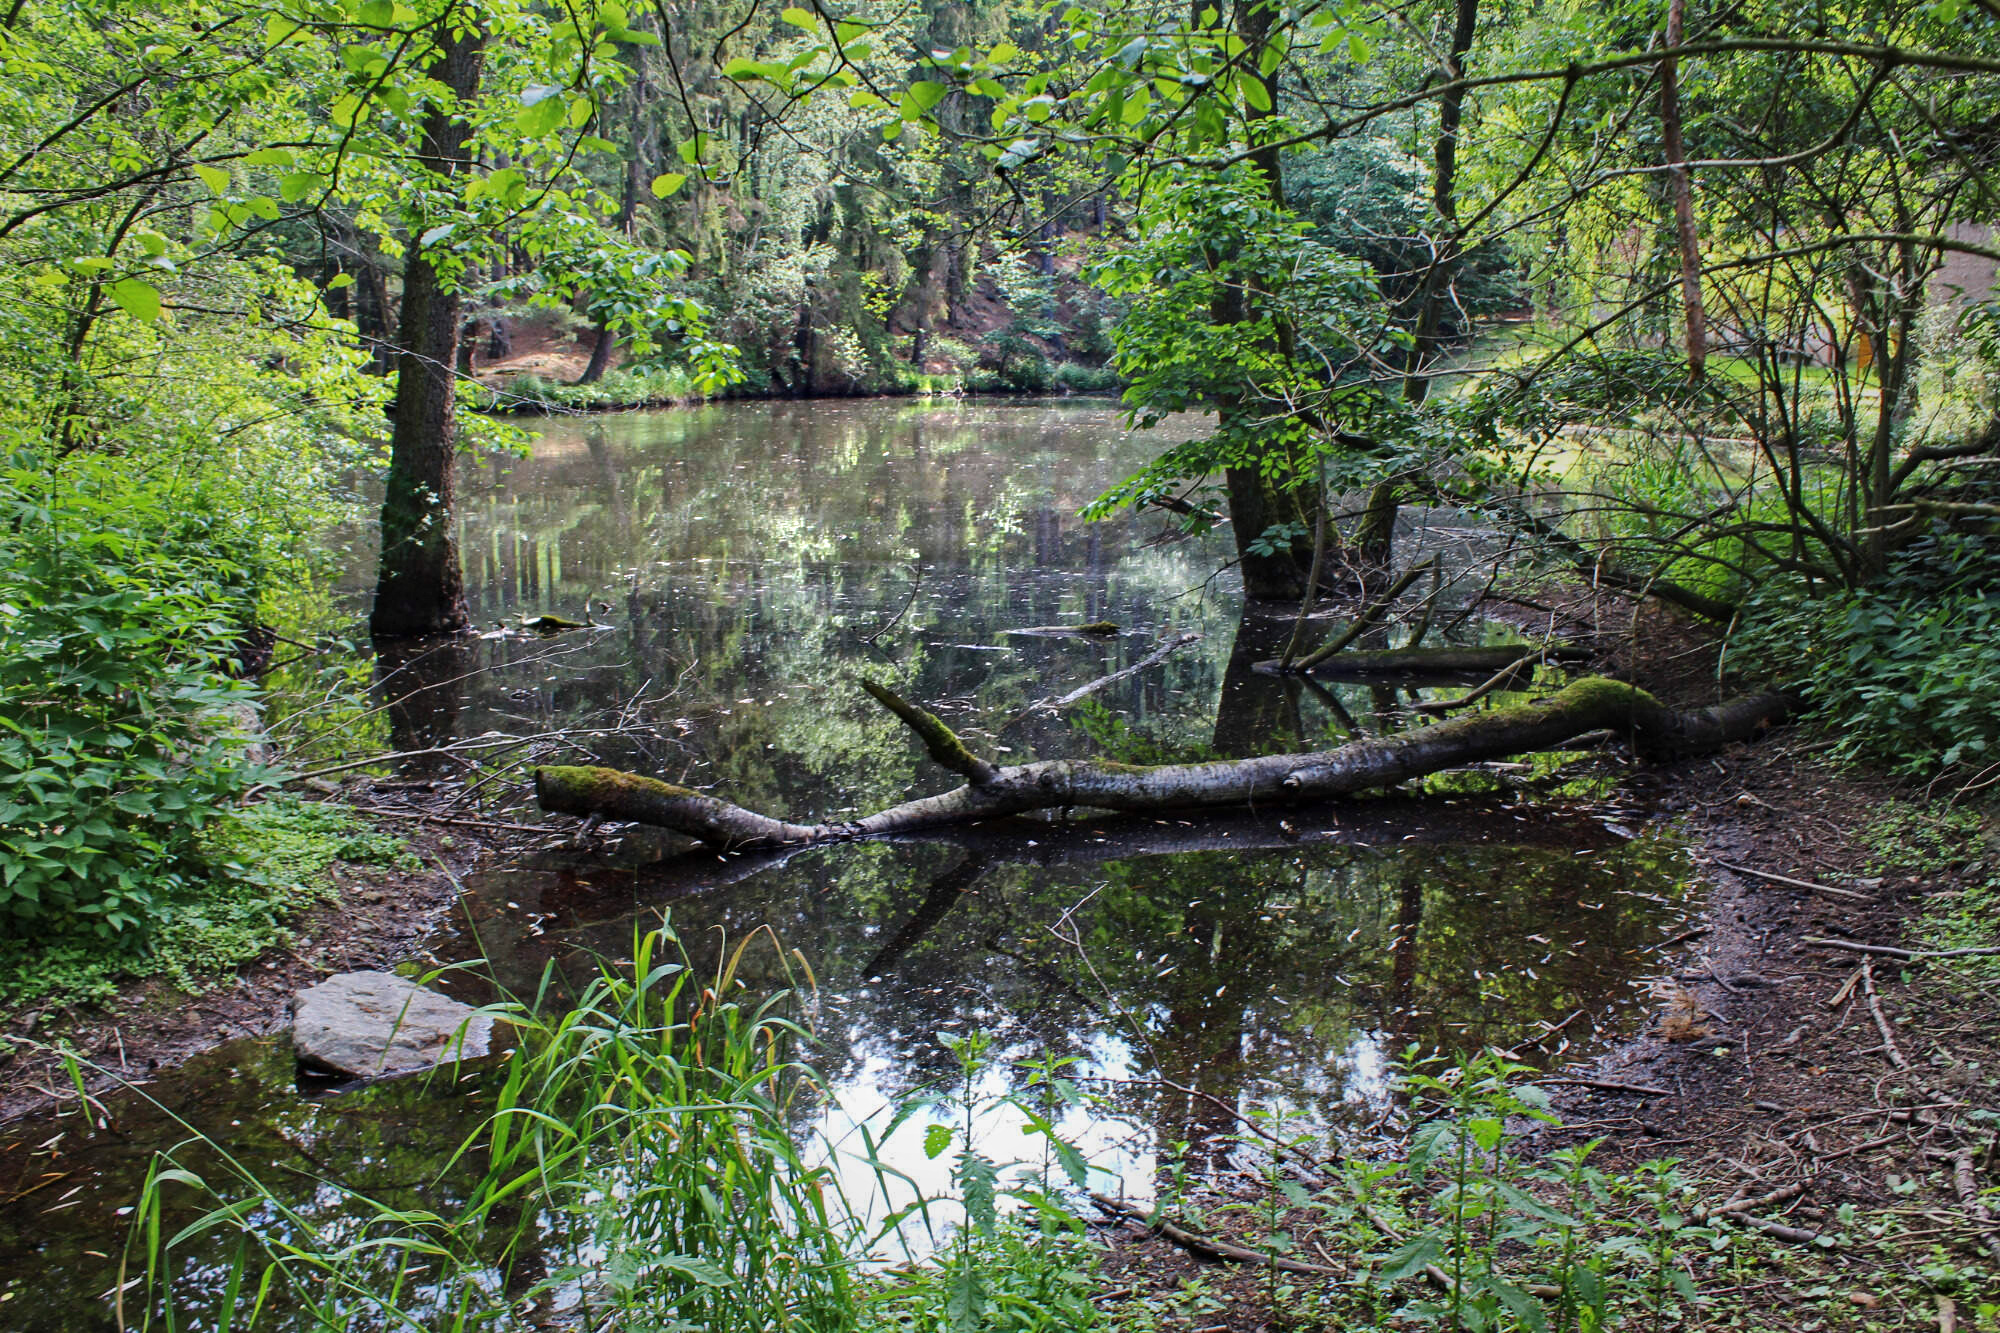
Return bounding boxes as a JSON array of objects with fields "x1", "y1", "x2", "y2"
[{"x1": 0, "y1": 399, "x2": 1693, "y2": 1326}]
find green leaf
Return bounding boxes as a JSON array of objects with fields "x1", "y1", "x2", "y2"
[
  {"x1": 278, "y1": 171, "x2": 324, "y2": 203},
  {"x1": 109, "y1": 278, "x2": 162, "y2": 322},
  {"x1": 515, "y1": 95, "x2": 565, "y2": 137},
  {"x1": 650, "y1": 172, "x2": 687, "y2": 198},
  {"x1": 780, "y1": 5, "x2": 817, "y2": 29},
  {"x1": 904, "y1": 80, "x2": 948, "y2": 116},
  {"x1": 1239, "y1": 74, "x2": 1272, "y2": 112},
  {"x1": 243, "y1": 148, "x2": 294, "y2": 167},
  {"x1": 923, "y1": 1123, "x2": 953, "y2": 1159},
  {"x1": 191, "y1": 164, "x2": 231, "y2": 193}
]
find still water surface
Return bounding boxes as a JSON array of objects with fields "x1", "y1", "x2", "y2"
[{"x1": 0, "y1": 399, "x2": 1691, "y2": 1326}]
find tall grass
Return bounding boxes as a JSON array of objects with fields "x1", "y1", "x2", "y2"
[{"x1": 128, "y1": 924, "x2": 873, "y2": 1330}]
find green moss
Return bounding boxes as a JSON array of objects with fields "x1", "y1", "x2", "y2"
[{"x1": 861, "y1": 679, "x2": 992, "y2": 777}]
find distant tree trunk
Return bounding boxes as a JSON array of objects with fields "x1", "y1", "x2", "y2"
[
  {"x1": 577, "y1": 320, "x2": 615, "y2": 384},
  {"x1": 575, "y1": 110, "x2": 643, "y2": 387},
  {"x1": 370, "y1": 23, "x2": 485, "y2": 641},
  {"x1": 1659, "y1": 0, "x2": 1707, "y2": 380},
  {"x1": 1401, "y1": 0, "x2": 1480, "y2": 404}
]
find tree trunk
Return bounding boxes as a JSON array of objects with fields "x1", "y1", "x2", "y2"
[
  {"x1": 1219, "y1": 0, "x2": 1319, "y2": 602},
  {"x1": 576, "y1": 318, "x2": 615, "y2": 384},
  {"x1": 1401, "y1": 0, "x2": 1480, "y2": 404},
  {"x1": 369, "y1": 23, "x2": 485, "y2": 641},
  {"x1": 536, "y1": 677, "x2": 1792, "y2": 849},
  {"x1": 1659, "y1": 0, "x2": 1707, "y2": 380}
]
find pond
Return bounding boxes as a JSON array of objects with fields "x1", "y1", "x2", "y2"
[{"x1": 0, "y1": 398, "x2": 1695, "y2": 1327}]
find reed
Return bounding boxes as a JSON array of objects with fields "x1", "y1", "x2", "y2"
[{"x1": 129, "y1": 921, "x2": 873, "y2": 1330}]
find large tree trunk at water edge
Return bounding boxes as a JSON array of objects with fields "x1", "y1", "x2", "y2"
[
  {"x1": 370, "y1": 24, "x2": 485, "y2": 641},
  {"x1": 536, "y1": 677, "x2": 1793, "y2": 849}
]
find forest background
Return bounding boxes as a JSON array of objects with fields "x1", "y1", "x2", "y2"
[{"x1": 0, "y1": 0, "x2": 1997, "y2": 1040}]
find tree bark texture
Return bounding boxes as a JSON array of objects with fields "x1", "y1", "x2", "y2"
[
  {"x1": 536, "y1": 677, "x2": 1792, "y2": 849},
  {"x1": 370, "y1": 22, "x2": 485, "y2": 641},
  {"x1": 1219, "y1": 0, "x2": 1319, "y2": 602}
]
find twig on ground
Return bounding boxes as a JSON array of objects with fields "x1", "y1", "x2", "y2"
[
  {"x1": 1713, "y1": 860, "x2": 1875, "y2": 902},
  {"x1": 1808, "y1": 937, "x2": 2000, "y2": 961},
  {"x1": 1088, "y1": 1193, "x2": 1341, "y2": 1275},
  {"x1": 1861, "y1": 960, "x2": 1910, "y2": 1072}
]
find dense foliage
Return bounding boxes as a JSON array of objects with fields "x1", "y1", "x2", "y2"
[
  {"x1": 0, "y1": 0, "x2": 1996, "y2": 958},
  {"x1": 0, "y1": 454, "x2": 266, "y2": 935}
]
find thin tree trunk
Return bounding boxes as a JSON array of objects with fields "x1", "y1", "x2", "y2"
[
  {"x1": 1401, "y1": 0, "x2": 1480, "y2": 404},
  {"x1": 575, "y1": 108, "x2": 643, "y2": 387},
  {"x1": 577, "y1": 319, "x2": 615, "y2": 384},
  {"x1": 1219, "y1": 0, "x2": 1318, "y2": 601},
  {"x1": 1660, "y1": 0, "x2": 1707, "y2": 379},
  {"x1": 536, "y1": 678, "x2": 1792, "y2": 848},
  {"x1": 370, "y1": 23, "x2": 485, "y2": 641}
]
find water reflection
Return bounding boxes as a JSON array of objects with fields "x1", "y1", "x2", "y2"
[{"x1": 2, "y1": 399, "x2": 1681, "y2": 1325}]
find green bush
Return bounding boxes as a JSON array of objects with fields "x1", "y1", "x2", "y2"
[
  {"x1": 1737, "y1": 529, "x2": 2000, "y2": 773},
  {"x1": 1052, "y1": 360, "x2": 1121, "y2": 393},
  {"x1": 0, "y1": 799, "x2": 408, "y2": 1012},
  {"x1": 0, "y1": 452, "x2": 270, "y2": 937}
]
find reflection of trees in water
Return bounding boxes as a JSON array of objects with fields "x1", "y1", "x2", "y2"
[
  {"x1": 474, "y1": 817, "x2": 1688, "y2": 1173},
  {"x1": 0, "y1": 1041, "x2": 511, "y2": 1332},
  {"x1": 349, "y1": 404, "x2": 1688, "y2": 1197}
]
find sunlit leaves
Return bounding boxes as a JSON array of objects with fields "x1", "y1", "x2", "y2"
[{"x1": 109, "y1": 278, "x2": 162, "y2": 322}]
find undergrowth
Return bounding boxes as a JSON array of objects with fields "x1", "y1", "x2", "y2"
[
  {"x1": 1736, "y1": 529, "x2": 2000, "y2": 777},
  {"x1": 1859, "y1": 799, "x2": 2000, "y2": 986},
  {"x1": 0, "y1": 799, "x2": 408, "y2": 1016}
]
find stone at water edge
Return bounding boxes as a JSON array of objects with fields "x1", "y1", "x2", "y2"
[{"x1": 292, "y1": 971, "x2": 497, "y2": 1080}]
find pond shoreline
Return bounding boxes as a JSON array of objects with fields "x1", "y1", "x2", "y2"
[{"x1": 0, "y1": 592, "x2": 1942, "y2": 1133}]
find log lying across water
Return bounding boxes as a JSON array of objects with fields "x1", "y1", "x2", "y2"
[
  {"x1": 1255, "y1": 644, "x2": 1591, "y2": 678},
  {"x1": 535, "y1": 677, "x2": 1792, "y2": 851}
]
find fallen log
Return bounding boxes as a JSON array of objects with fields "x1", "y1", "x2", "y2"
[
  {"x1": 1255, "y1": 644, "x2": 1591, "y2": 678},
  {"x1": 535, "y1": 677, "x2": 1793, "y2": 850}
]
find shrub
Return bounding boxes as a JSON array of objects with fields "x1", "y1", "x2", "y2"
[
  {"x1": 0, "y1": 451, "x2": 270, "y2": 938},
  {"x1": 1052, "y1": 360, "x2": 1121, "y2": 393},
  {"x1": 1735, "y1": 528, "x2": 2000, "y2": 774}
]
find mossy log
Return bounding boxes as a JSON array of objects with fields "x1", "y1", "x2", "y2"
[
  {"x1": 536, "y1": 677, "x2": 1792, "y2": 850},
  {"x1": 1256, "y1": 645, "x2": 1590, "y2": 678}
]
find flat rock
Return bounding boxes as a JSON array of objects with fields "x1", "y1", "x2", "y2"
[{"x1": 292, "y1": 971, "x2": 496, "y2": 1080}]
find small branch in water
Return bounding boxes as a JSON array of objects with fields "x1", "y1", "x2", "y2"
[
  {"x1": 860, "y1": 563, "x2": 922, "y2": 645},
  {"x1": 860, "y1": 679, "x2": 997, "y2": 784},
  {"x1": 1412, "y1": 651, "x2": 1543, "y2": 715},
  {"x1": 1005, "y1": 621, "x2": 1121, "y2": 637},
  {"x1": 1258, "y1": 645, "x2": 1590, "y2": 679},
  {"x1": 1292, "y1": 556, "x2": 1436, "y2": 671},
  {"x1": 1010, "y1": 633, "x2": 1203, "y2": 725}
]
